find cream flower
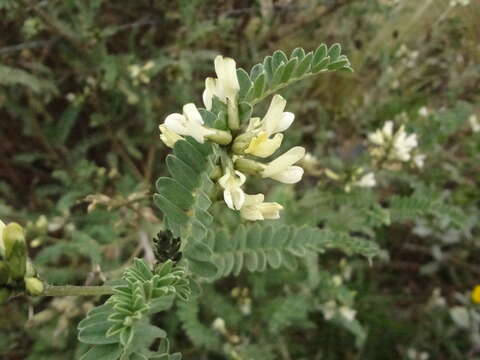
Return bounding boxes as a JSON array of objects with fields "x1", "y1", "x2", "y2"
[
  {"x1": 368, "y1": 121, "x2": 393, "y2": 146},
  {"x1": 369, "y1": 121, "x2": 418, "y2": 162},
  {"x1": 413, "y1": 154, "x2": 426, "y2": 169},
  {"x1": 244, "y1": 132, "x2": 283, "y2": 158},
  {"x1": 354, "y1": 172, "x2": 376, "y2": 188},
  {"x1": 164, "y1": 103, "x2": 214, "y2": 144},
  {"x1": 244, "y1": 95, "x2": 295, "y2": 158},
  {"x1": 218, "y1": 169, "x2": 246, "y2": 210},
  {"x1": 321, "y1": 301, "x2": 337, "y2": 320},
  {"x1": 159, "y1": 124, "x2": 184, "y2": 148},
  {"x1": 240, "y1": 194, "x2": 283, "y2": 221},
  {"x1": 469, "y1": 114, "x2": 480, "y2": 133},
  {"x1": 338, "y1": 306, "x2": 357, "y2": 321},
  {"x1": 262, "y1": 146, "x2": 305, "y2": 183},
  {"x1": 202, "y1": 55, "x2": 240, "y2": 110},
  {"x1": 392, "y1": 126, "x2": 417, "y2": 161}
]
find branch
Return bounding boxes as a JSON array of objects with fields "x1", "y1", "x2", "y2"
[{"x1": 42, "y1": 285, "x2": 114, "y2": 297}]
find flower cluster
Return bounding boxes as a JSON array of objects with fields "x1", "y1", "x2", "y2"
[
  {"x1": 159, "y1": 55, "x2": 306, "y2": 221},
  {"x1": 0, "y1": 220, "x2": 44, "y2": 303},
  {"x1": 320, "y1": 300, "x2": 357, "y2": 322},
  {"x1": 128, "y1": 60, "x2": 155, "y2": 85},
  {"x1": 368, "y1": 120, "x2": 424, "y2": 169}
]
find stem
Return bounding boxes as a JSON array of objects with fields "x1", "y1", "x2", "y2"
[
  {"x1": 250, "y1": 72, "x2": 317, "y2": 106},
  {"x1": 43, "y1": 285, "x2": 114, "y2": 297}
]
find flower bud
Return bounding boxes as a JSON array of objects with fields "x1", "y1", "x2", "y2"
[
  {"x1": 205, "y1": 128, "x2": 233, "y2": 145},
  {"x1": 232, "y1": 132, "x2": 256, "y2": 154},
  {"x1": 4, "y1": 224, "x2": 27, "y2": 280},
  {"x1": 25, "y1": 277, "x2": 44, "y2": 296},
  {"x1": 3, "y1": 223, "x2": 25, "y2": 260},
  {"x1": 234, "y1": 158, "x2": 265, "y2": 176}
]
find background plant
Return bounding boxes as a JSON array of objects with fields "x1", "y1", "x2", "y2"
[{"x1": 0, "y1": 0, "x2": 479, "y2": 359}]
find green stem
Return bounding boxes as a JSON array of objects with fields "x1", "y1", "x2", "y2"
[
  {"x1": 43, "y1": 285, "x2": 114, "y2": 297},
  {"x1": 250, "y1": 72, "x2": 317, "y2": 106}
]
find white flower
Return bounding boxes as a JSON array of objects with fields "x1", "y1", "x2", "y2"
[
  {"x1": 164, "y1": 103, "x2": 214, "y2": 144},
  {"x1": 159, "y1": 124, "x2": 183, "y2": 148},
  {"x1": 321, "y1": 301, "x2": 337, "y2": 320},
  {"x1": 450, "y1": 306, "x2": 470, "y2": 328},
  {"x1": 354, "y1": 172, "x2": 376, "y2": 188},
  {"x1": 202, "y1": 55, "x2": 240, "y2": 110},
  {"x1": 338, "y1": 306, "x2": 357, "y2": 321},
  {"x1": 240, "y1": 194, "x2": 283, "y2": 221},
  {"x1": 259, "y1": 95, "x2": 295, "y2": 135},
  {"x1": 418, "y1": 106, "x2": 429, "y2": 117},
  {"x1": 244, "y1": 95, "x2": 295, "y2": 158},
  {"x1": 332, "y1": 275, "x2": 343, "y2": 286},
  {"x1": 368, "y1": 120, "x2": 394, "y2": 146},
  {"x1": 413, "y1": 153, "x2": 426, "y2": 169},
  {"x1": 392, "y1": 126, "x2": 417, "y2": 161},
  {"x1": 469, "y1": 114, "x2": 480, "y2": 133},
  {"x1": 218, "y1": 169, "x2": 246, "y2": 210},
  {"x1": 262, "y1": 146, "x2": 305, "y2": 184},
  {"x1": 212, "y1": 318, "x2": 227, "y2": 334}
]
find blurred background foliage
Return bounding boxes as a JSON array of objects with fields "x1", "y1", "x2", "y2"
[{"x1": 0, "y1": 0, "x2": 479, "y2": 359}]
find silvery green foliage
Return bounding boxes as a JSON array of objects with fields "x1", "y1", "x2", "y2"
[
  {"x1": 153, "y1": 46, "x2": 378, "y2": 282},
  {"x1": 78, "y1": 259, "x2": 188, "y2": 360}
]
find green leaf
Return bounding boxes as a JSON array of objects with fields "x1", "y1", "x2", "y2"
[
  {"x1": 80, "y1": 344, "x2": 122, "y2": 360},
  {"x1": 272, "y1": 50, "x2": 288, "y2": 71},
  {"x1": 156, "y1": 178, "x2": 194, "y2": 210},
  {"x1": 184, "y1": 241, "x2": 212, "y2": 262},
  {"x1": 79, "y1": 322, "x2": 119, "y2": 345},
  {"x1": 327, "y1": 43, "x2": 342, "y2": 62},
  {"x1": 280, "y1": 58, "x2": 298, "y2": 83},
  {"x1": 239, "y1": 102, "x2": 253, "y2": 125},
  {"x1": 244, "y1": 251, "x2": 258, "y2": 272},
  {"x1": 293, "y1": 52, "x2": 313, "y2": 78},
  {"x1": 153, "y1": 194, "x2": 189, "y2": 228},
  {"x1": 166, "y1": 155, "x2": 199, "y2": 191},
  {"x1": 290, "y1": 47, "x2": 306, "y2": 61},
  {"x1": 237, "y1": 68, "x2": 252, "y2": 99},
  {"x1": 313, "y1": 44, "x2": 328, "y2": 66},
  {"x1": 262, "y1": 56, "x2": 274, "y2": 82},
  {"x1": 311, "y1": 56, "x2": 330, "y2": 73},
  {"x1": 246, "y1": 73, "x2": 266, "y2": 101},
  {"x1": 249, "y1": 63, "x2": 264, "y2": 81},
  {"x1": 188, "y1": 259, "x2": 218, "y2": 278}
]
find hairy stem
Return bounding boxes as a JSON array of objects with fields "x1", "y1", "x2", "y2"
[{"x1": 43, "y1": 285, "x2": 114, "y2": 297}]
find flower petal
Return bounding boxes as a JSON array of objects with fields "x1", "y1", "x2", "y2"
[
  {"x1": 273, "y1": 112, "x2": 295, "y2": 133},
  {"x1": 245, "y1": 132, "x2": 283, "y2": 158},
  {"x1": 230, "y1": 187, "x2": 245, "y2": 210},
  {"x1": 262, "y1": 146, "x2": 305, "y2": 178},
  {"x1": 159, "y1": 124, "x2": 183, "y2": 148},
  {"x1": 183, "y1": 103, "x2": 204, "y2": 124},
  {"x1": 269, "y1": 166, "x2": 304, "y2": 184},
  {"x1": 164, "y1": 113, "x2": 188, "y2": 135},
  {"x1": 214, "y1": 55, "x2": 239, "y2": 92},
  {"x1": 223, "y1": 189, "x2": 234, "y2": 210},
  {"x1": 203, "y1": 88, "x2": 213, "y2": 111},
  {"x1": 262, "y1": 94, "x2": 287, "y2": 135}
]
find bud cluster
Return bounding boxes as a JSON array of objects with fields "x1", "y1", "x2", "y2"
[
  {"x1": 159, "y1": 55, "x2": 307, "y2": 221},
  {"x1": 0, "y1": 220, "x2": 44, "y2": 303}
]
